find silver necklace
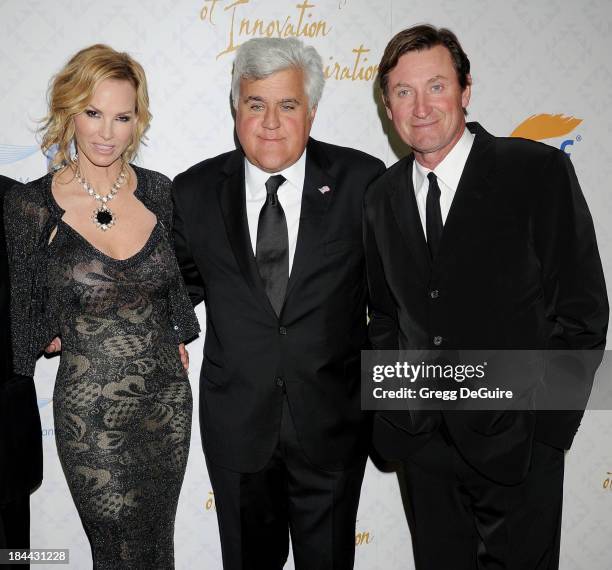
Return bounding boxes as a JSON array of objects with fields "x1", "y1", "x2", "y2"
[{"x1": 74, "y1": 161, "x2": 127, "y2": 231}]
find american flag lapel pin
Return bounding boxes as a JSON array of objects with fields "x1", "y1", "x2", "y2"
[{"x1": 318, "y1": 185, "x2": 331, "y2": 195}]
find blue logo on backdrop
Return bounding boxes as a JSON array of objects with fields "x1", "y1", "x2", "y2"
[
  {"x1": 0, "y1": 142, "x2": 60, "y2": 171},
  {"x1": 37, "y1": 397, "x2": 52, "y2": 410},
  {"x1": 0, "y1": 144, "x2": 39, "y2": 165},
  {"x1": 510, "y1": 114, "x2": 583, "y2": 157},
  {"x1": 44, "y1": 144, "x2": 59, "y2": 170},
  {"x1": 38, "y1": 398, "x2": 55, "y2": 437}
]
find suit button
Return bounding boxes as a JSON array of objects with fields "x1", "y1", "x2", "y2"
[
  {"x1": 279, "y1": 326, "x2": 287, "y2": 335},
  {"x1": 275, "y1": 377, "x2": 284, "y2": 387},
  {"x1": 430, "y1": 290, "x2": 439, "y2": 299},
  {"x1": 433, "y1": 336, "x2": 443, "y2": 346}
]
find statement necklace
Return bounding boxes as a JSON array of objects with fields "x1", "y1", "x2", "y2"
[{"x1": 74, "y1": 161, "x2": 127, "y2": 231}]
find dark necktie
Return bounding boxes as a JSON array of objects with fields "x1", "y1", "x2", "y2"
[
  {"x1": 256, "y1": 175, "x2": 289, "y2": 315},
  {"x1": 425, "y1": 172, "x2": 443, "y2": 259}
]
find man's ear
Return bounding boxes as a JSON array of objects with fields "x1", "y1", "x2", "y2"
[
  {"x1": 309, "y1": 104, "x2": 318, "y2": 123},
  {"x1": 383, "y1": 94, "x2": 393, "y2": 121},
  {"x1": 462, "y1": 74, "x2": 472, "y2": 109}
]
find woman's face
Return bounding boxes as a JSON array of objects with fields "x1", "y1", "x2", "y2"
[{"x1": 73, "y1": 78, "x2": 137, "y2": 170}]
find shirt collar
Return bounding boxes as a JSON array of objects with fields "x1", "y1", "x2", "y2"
[
  {"x1": 414, "y1": 127, "x2": 475, "y2": 194},
  {"x1": 244, "y1": 150, "x2": 307, "y2": 197}
]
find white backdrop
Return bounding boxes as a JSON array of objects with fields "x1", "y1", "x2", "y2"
[{"x1": 1, "y1": 1, "x2": 611, "y2": 568}]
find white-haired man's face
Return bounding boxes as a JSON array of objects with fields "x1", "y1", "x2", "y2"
[{"x1": 235, "y1": 67, "x2": 316, "y2": 173}]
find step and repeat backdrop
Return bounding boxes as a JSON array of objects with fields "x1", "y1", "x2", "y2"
[{"x1": 1, "y1": 1, "x2": 611, "y2": 568}]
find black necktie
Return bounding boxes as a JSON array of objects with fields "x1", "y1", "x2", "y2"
[
  {"x1": 256, "y1": 175, "x2": 288, "y2": 315},
  {"x1": 425, "y1": 172, "x2": 443, "y2": 259}
]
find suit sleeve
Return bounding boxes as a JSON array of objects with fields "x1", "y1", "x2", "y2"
[
  {"x1": 0, "y1": 185, "x2": 11, "y2": 378},
  {"x1": 533, "y1": 150, "x2": 609, "y2": 448},
  {"x1": 535, "y1": 151, "x2": 608, "y2": 350},
  {"x1": 172, "y1": 174, "x2": 206, "y2": 307},
  {"x1": 154, "y1": 176, "x2": 200, "y2": 344},
  {"x1": 364, "y1": 186, "x2": 399, "y2": 350},
  {"x1": 3, "y1": 185, "x2": 50, "y2": 376}
]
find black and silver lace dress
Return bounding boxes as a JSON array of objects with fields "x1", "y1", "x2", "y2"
[{"x1": 4, "y1": 167, "x2": 200, "y2": 569}]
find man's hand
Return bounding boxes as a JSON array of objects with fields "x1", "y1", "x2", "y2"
[
  {"x1": 45, "y1": 337, "x2": 61, "y2": 354},
  {"x1": 179, "y1": 343, "x2": 189, "y2": 371}
]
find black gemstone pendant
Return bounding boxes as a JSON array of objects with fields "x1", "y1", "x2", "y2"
[
  {"x1": 96, "y1": 209, "x2": 113, "y2": 225},
  {"x1": 92, "y1": 206, "x2": 116, "y2": 230}
]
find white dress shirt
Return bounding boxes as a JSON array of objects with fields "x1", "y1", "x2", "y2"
[
  {"x1": 244, "y1": 151, "x2": 306, "y2": 275},
  {"x1": 413, "y1": 128, "x2": 475, "y2": 237}
]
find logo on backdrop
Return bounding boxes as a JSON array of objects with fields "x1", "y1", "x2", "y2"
[
  {"x1": 0, "y1": 142, "x2": 57, "y2": 171},
  {"x1": 0, "y1": 144, "x2": 39, "y2": 165},
  {"x1": 199, "y1": 0, "x2": 378, "y2": 82},
  {"x1": 37, "y1": 398, "x2": 55, "y2": 437},
  {"x1": 510, "y1": 114, "x2": 582, "y2": 156},
  {"x1": 355, "y1": 521, "x2": 374, "y2": 547},
  {"x1": 603, "y1": 472, "x2": 612, "y2": 490},
  {"x1": 203, "y1": 493, "x2": 375, "y2": 544},
  {"x1": 38, "y1": 397, "x2": 53, "y2": 410},
  {"x1": 205, "y1": 490, "x2": 216, "y2": 511}
]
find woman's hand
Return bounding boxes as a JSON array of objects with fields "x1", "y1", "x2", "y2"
[
  {"x1": 179, "y1": 343, "x2": 189, "y2": 371},
  {"x1": 45, "y1": 337, "x2": 62, "y2": 353}
]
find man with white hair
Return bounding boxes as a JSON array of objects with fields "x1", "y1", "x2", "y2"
[{"x1": 173, "y1": 38, "x2": 384, "y2": 569}]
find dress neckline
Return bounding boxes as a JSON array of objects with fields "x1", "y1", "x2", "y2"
[
  {"x1": 58, "y1": 218, "x2": 163, "y2": 266},
  {"x1": 45, "y1": 163, "x2": 148, "y2": 217},
  {"x1": 46, "y1": 164, "x2": 161, "y2": 266}
]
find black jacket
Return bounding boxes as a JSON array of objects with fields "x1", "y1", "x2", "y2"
[
  {"x1": 0, "y1": 174, "x2": 42, "y2": 504},
  {"x1": 364, "y1": 123, "x2": 608, "y2": 484},
  {"x1": 173, "y1": 138, "x2": 385, "y2": 472}
]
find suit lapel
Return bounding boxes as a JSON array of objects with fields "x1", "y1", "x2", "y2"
[
  {"x1": 388, "y1": 155, "x2": 431, "y2": 278},
  {"x1": 218, "y1": 150, "x2": 278, "y2": 319},
  {"x1": 284, "y1": 139, "x2": 335, "y2": 301},
  {"x1": 435, "y1": 123, "x2": 495, "y2": 266}
]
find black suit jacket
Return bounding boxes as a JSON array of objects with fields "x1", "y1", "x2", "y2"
[
  {"x1": 364, "y1": 122, "x2": 608, "y2": 484},
  {"x1": 0, "y1": 174, "x2": 42, "y2": 504},
  {"x1": 173, "y1": 138, "x2": 385, "y2": 472}
]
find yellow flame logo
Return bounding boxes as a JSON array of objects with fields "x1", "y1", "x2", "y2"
[{"x1": 510, "y1": 114, "x2": 582, "y2": 140}]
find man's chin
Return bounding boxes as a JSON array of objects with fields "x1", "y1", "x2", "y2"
[
  {"x1": 254, "y1": 156, "x2": 293, "y2": 173},
  {"x1": 407, "y1": 136, "x2": 442, "y2": 154}
]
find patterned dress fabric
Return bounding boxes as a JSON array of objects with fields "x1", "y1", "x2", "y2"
[{"x1": 4, "y1": 167, "x2": 200, "y2": 569}]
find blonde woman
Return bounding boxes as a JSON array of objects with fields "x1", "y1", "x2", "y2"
[{"x1": 4, "y1": 45, "x2": 199, "y2": 568}]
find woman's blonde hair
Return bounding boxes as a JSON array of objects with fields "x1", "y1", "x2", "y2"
[{"x1": 40, "y1": 44, "x2": 152, "y2": 170}]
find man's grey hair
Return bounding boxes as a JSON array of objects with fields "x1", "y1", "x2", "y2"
[{"x1": 231, "y1": 37, "x2": 325, "y2": 111}]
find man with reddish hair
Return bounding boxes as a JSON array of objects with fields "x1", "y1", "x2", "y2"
[{"x1": 364, "y1": 24, "x2": 608, "y2": 570}]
